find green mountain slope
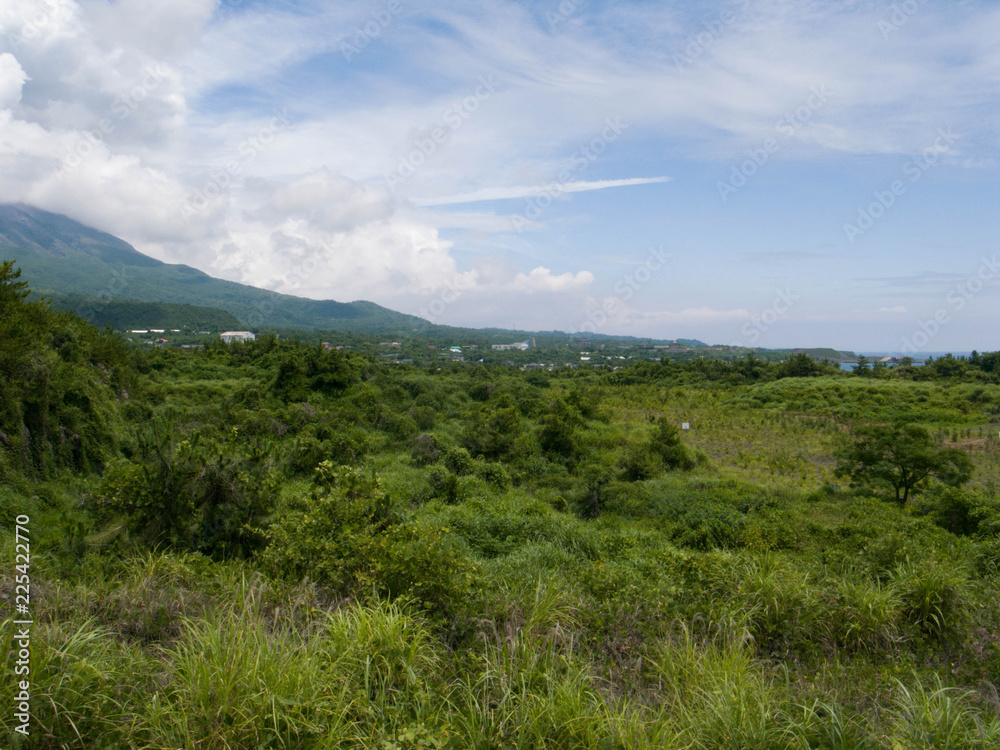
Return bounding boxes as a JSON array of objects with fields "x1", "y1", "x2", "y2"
[
  {"x1": 0, "y1": 204, "x2": 431, "y2": 333},
  {"x1": 46, "y1": 294, "x2": 243, "y2": 331}
]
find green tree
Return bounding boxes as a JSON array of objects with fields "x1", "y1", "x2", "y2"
[
  {"x1": 834, "y1": 422, "x2": 973, "y2": 504},
  {"x1": 538, "y1": 398, "x2": 579, "y2": 457},
  {"x1": 463, "y1": 401, "x2": 529, "y2": 460},
  {"x1": 777, "y1": 352, "x2": 825, "y2": 378}
]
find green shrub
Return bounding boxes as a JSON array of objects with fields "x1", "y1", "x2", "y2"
[
  {"x1": 426, "y1": 465, "x2": 463, "y2": 504},
  {"x1": 410, "y1": 433, "x2": 443, "y2": 466},
  {"x1": 97, "y1": 424, "x2": 279, "y2": 559},
  {"x1": 409, "y1": 404, "x2": 436, "y2": 430},
  {"x1": 474, "y1": 459, "x2": 512, "y2": 490},
  {"x1": 443, "y1": 446, "x2": 475, "y2": 475},
  {"x1": 913, "y1": 486, "x2": 999, "y2": 537},
  {"x1": 263, "y1": 463, "x2": 475, "y2": 618},
  {"x1": 462, "y1": 403, "x2": 532, "y2": 461},
  {"x1": 619, "y1": 419, "x2": 697, "y2": 481}
]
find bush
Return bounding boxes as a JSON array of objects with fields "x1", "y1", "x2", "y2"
[
  {"x1": 913, "y1": 486, "x2": 1000, "y2": 537},
  {"x1": 538, "y1": 399, "x2": 579, "y2": 457},
  {"x1": 409, "y1": 404, "x2": 436, "y2": 430},
  {"x1": 443, "y1": 445, "x2": 475, "y2": 475},
  {"x1": 462, "y1": 403, "x2": 534, "y2": 462},
  {"x1": 474, "y1": 459, "x2": 511, "y2": 490},
  {"x1": 410, "y1": 433, "x2": 442, "y2": 466},
  {"x1": 620, "y1": 418, "x2": 697, "y2": 481},
  {"x1": 97, "y1": 423, "x2": 279, "y2": 559},
  {"x1": 263, "y1": 463, "x2": 476, "y2": 618}
]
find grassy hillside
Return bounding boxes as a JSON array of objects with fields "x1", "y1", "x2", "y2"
[{"x1": 2, "y1": 266, "x2": 1000, "y2": 748}]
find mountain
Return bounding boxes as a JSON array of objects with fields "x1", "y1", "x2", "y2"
[
  {"x1": 45, "y1": 295, "x2": 243, "y2": 332},
  {"x1": 0, "y1": 204, "x2": 431, "y2": 333}
]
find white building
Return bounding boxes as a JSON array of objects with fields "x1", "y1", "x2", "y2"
[
  {"x1": 491, "y1": 339, "x2": 532, "y2": 351},
  {"x1": 220, "y1": 331, "x2": 256, "y2": 344}
]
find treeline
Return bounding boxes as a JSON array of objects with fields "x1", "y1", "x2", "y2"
[{"x1": 609, "y1": 351, "x2": 1000, "y2": 385}]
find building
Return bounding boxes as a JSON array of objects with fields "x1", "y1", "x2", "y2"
[
  {"x1": 492, "y1": 339, "x2": 532, "y2": 351},
  {"x1": 219, "y1": 331, "x2": 256, "y2": 344}
]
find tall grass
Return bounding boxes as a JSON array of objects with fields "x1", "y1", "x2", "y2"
[{"x1": 889, "y1": 676, "x2": 1000, "y2": 749}]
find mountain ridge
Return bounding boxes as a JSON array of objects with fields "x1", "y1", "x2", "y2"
[{"x1": 0, "y1": 204, "x2": 430, "y2": 333}]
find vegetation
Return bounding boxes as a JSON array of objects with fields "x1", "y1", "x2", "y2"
[
  {"x1": 47, "y1": 294, "x2": 242, "y2": 332},
  {"x1": 2, "y1": 264, "x2": 1000, "y2": 749},
  {"x1": 835, "y1": 422, "x2": 975, "y2": 504}
]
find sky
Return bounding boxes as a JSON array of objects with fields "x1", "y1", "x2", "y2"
[{"x1": 0, "y1": 0, "x2": 998, "y2": 351}]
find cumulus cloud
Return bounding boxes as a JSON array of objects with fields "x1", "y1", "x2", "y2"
[
  {"x1": 0, "y1": 53, "x2": 27, "y2": 108},
  {"x1": 265, "y1": 170, "x2": 394, "y2": 234},
  {"x1": 0, "y1": 0, "x2": 996, "y2": 342}
]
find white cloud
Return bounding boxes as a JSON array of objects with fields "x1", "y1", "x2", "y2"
[
  {"x1": 0, "y1": 0, "x2": 996, "y2": 344},
  {"x1": 414, "y1": 177, "x2": 672, "y2": 206},
  {"x1": 0, "y1": 53, "x2": 27, "y2": 108},
  {"x1": 510, "y1": 266, "x2": 594, "y2": 293}
]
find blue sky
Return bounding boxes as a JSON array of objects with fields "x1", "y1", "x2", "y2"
[{"x1": 1, "y1": 0, "x2": 998, "y2": 350}]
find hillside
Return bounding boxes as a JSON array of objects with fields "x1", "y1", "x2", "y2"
[
  {"x1": 46, "y1": 294, "x2": 243, "y2": 331},
  {"x1": 0, "y1": 204, "x2": 431, "y2": 333}
]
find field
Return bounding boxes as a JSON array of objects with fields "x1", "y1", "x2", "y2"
[{"x1": 2, "y1": 266, "x2": 1000, "y2": 749}]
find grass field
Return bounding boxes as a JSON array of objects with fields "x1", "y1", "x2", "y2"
[{"x1": 2, "y1": 309, "x2": 1000, "y2": 747}]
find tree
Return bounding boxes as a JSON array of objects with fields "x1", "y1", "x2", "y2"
[
  {"x1": 538, "y1": 398, "x2": 579, "y2": 457},
  {"x1": 834, "y1": 422, "x2": 973, "y2": 504},
  {"x1": 777, "y1": 352, "x2": 825, "y2": 378}
]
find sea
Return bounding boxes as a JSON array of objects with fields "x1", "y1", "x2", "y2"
[{"x1": 838, "y1": 352, "x2": 975, "y2": 372}]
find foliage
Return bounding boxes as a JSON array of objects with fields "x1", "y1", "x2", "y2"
[
  {"x1": 262, "y1": 463, "x2": 477, "y2": 617},
  {"x1": 834, "y1": 422, "x2": 974, "y2": 503},
  {"x1": 97, "y1": 422, "x2": 280, "y2": 558},
  {"x1": 5, "y1": 267, "x2": 1000, "y2": 748},
  {"x1": 0, "y1": 261, "x2": 134, "y2": 477}
]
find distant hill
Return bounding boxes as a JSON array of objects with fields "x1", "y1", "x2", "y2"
[
  {"x1": 790, "y1": 347, "x2": 856, "y2": 361},
  {"x1": 0, "y1": 204, "x2": 431, "y2": 334},
  {"x1": 46, "y1": 294, "x2": 242, "y2": 332}
]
